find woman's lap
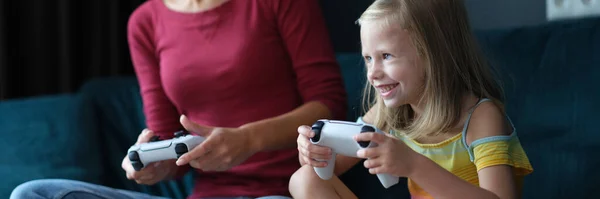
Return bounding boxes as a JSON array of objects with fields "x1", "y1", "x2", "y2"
[
  {"x1": 10, "y1": 179, "x2": 291, "y2": 199},
  {"x1": 10, "y1": 179, "x2": 169, "y2": 199}
]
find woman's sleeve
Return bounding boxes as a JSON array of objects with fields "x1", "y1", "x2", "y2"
[
  {"x1": 127, "y1": 6, "x2": 183, "y2": 139},
  {"x1": 127, "y1": 6, "x2": 191, "y2": 179},
  {"x1": 272, "y1": 0, "x2": 348, "y2": 120}
]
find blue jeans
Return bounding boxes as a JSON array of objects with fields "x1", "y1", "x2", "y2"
[{"x1": 10, "y1": 179, "x2": 292, "y2": 199}]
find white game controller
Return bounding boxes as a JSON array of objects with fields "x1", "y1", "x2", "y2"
[
  {"x1": 309, "y1": 119, "x2": 400, "y2": 189},
  {"x1": 127, "y1": 131, "x2": 206, "y2": 171}
]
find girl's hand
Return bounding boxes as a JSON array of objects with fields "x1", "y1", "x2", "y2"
[
  {"x1": 353, "y1": 132, "x2": 419, "y2": 177},
  {"x1": 296, "y1": 125, "x2": 333, "y2": 167}
]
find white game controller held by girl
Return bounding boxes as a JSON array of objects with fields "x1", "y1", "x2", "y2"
[{"x1": 309, "y1": 119, "x2": 400, "y2": 189}]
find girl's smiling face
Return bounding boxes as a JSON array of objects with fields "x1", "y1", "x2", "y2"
[{"x1": 360, "y1": 22, "x2": 425, "y2": 108}]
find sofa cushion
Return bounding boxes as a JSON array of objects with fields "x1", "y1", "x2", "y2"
[
  {"x1": 0, "y1": 94, "x2": 103, "y2": 199},
  {"x1": 475, "y1": 17, "x2": 600, "y2": 198},
  {"x1": 337, "y1": 53, "x2": 368, "y2": 121}
]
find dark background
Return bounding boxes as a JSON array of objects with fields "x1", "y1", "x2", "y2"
[{"x1": 0, "y1": 0, "x2": 549, "y2": 100}]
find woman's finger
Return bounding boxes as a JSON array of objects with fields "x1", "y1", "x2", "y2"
[{"x1": 136, "y1": 129, "x2": 155, "y2": 144}]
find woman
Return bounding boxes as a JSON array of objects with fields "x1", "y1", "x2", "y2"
[{"x1": 10, "y1": 0, "x2": 347, "y2": 198}]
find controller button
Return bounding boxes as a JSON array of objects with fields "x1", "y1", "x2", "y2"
[
  {"x1": 174, "y1": 131, "x2": 188, "y2": 138},
  {"x1": 128, "y1": 151, "x2": 140, "y2": 161},
  {"x1": 358, "y1": 141, "x2": 370, "y2": 148},
  {"x1": 358, "y1": 126, "x2": 376, "y2": 147},
  {"x1": 131, "y1": 161, "x2": 144, "y2": 171},
  {"x1": 361, "y1": 126, "x2": 375, "y2": 133},
  {"x1": 310, "y1": 121, "x2": 325, "y2": 142},
  {"x1": 175, "y1": 143, "x2": 188, "y2": 158}
]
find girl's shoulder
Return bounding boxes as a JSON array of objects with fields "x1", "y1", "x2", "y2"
[{"x1": 462, "y1": 98, "x2": 513, "y2": 146}]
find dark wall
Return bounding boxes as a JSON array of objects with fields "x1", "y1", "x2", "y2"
[
  {"x1": 321, "y1": 0, "x2": 550, "y2": 52},
  {"x1": 0, "y1": 0, "x2": 550, "y2": 100},
  {"x1": 464, "y1": 0, "x2": 547, "y2": 30},
  {"x1": 320, "y1": 0, "x2": 373, "y2": 52},
  {"x1": 0, "y1": 0, "x2": 144, "y2": 100}
]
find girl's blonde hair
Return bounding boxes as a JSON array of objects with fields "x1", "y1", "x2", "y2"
[{"x1": 357, "y1": 0, "x2": 504, "y2": 139}]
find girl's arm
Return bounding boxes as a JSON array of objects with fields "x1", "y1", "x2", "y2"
[
  {"x1": 407, "y1": 102, "x2": 518, "y2": 199},
  {"x1": 409, "y1": 156, "x2": 515, "y2": 199}
]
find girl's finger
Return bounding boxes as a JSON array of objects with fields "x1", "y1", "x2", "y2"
[
  {"x1": 299, "y1": 145, "x2": 331, "y2": 160},
  {"x1": 363, "y1": 158, "x2": 382, "y2": 169},
  {"x1": 357, "y1": 148, "x2": 379, "y2": 159},
  {"x1": 304, "y1": 156, "x2": 327, "y2": 168},
  {"x1": 297, "y1": 125, "x2": 315, "y2": 138}
]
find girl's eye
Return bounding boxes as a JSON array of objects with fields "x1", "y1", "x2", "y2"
[
  {"x1": 364, "y1": 56, "x2": 372, "y2": 63},
  {"x1": 383, "y1": 53, "x2": 392, "y2": 60}
]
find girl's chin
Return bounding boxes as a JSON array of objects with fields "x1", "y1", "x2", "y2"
[
  {"x1": 382, "y1": 95, "x2": 412, "y2": 108},
  {"x1": 382, "y1": 99, "x2": 402, "y2": 108}
]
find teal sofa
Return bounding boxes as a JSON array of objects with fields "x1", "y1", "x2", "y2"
[{"x1": 1, "y1": 17, "x2": 599, "y2": 199}]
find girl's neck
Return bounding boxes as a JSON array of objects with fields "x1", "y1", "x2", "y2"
[{"x1": 409, "y1": 93, "x2": 479, "y2": 119}]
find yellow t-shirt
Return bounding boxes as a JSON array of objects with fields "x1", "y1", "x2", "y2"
[
  {"x1": 359, "y1": 98, "x2": 534, "y2": 199},
  {"x1": 398, "y1": 131, "x2": 533, "y2": 198}
]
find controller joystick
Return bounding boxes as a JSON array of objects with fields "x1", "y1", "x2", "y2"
[
  {"x1": 309, "y1": 119, "x2": 400, "y2": 189},
  {"x1": 127, "y1": 131, "x2": 206, "y2": 171}
]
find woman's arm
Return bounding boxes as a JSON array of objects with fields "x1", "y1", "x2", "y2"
[
  {"x1": 127, "y1": 5, "x2": 182, "y2": 137},
  {"x1": 241, "y1": 101, "x2": 335, "y2": 152},
  {"x1": 127, "y1": 5, "x2": 189, "y2": 178},
  {"x1": 241, "y1": 0, "x2": 347, "y2": 152}
]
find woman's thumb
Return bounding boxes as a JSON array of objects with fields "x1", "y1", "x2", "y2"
[
  {"x1": 136, "y1": 128, "x2": 155, "y2": 144},
  {"x1": 180, "y1": 115, "x2": 213, "y2": 137}
]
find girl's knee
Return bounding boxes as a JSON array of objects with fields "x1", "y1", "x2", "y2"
[{"x1": 289, "y1": 165, "x2": 321, "y2": 193}]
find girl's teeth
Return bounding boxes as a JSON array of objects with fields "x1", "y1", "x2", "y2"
[{"x1": 380, "y1": 85, "x2": 395, "y2": 92}]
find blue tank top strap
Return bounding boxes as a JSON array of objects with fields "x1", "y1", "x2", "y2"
[
  {"x1": 460, "y1": 98, "x2": 492, "y2": 151},
  {"x1": 460, "y1": 98, "x2": 518, "y2": 162}
]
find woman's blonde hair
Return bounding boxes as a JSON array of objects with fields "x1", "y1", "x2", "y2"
[{"x1": 357, "y1": 0, "x2": 504, "y2": 139}]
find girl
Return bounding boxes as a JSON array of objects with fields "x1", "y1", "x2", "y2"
[{"x1": 290, "y1": 0, "x2": 533, "y2": 198}]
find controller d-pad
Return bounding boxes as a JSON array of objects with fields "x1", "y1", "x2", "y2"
[
  {"x1": 310, "y1": 121, "x2": 325, "y2": 142},
  {"x1": 175, "y1": 143, "x2": 188, "y2": 158},
  {"x1": 358, "y1": 126, "x2": 376, "y2": 148},
  {"x1": 149, "y1": 136, "x2": 161, "y2": 142}
]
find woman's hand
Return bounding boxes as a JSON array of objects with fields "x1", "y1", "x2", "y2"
[
  {"x1": 175, "y1": 115, "x2": 257, "y2": 172},
  {"x1": 122, "y1": 129, "x2": 179, "y2": 185},
  {"x1": 296, "y1": 125, "x2": 333, "y2": 167},
  {"x1": 353, "y1": 132, "x2": 419, "y2": 177}
]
